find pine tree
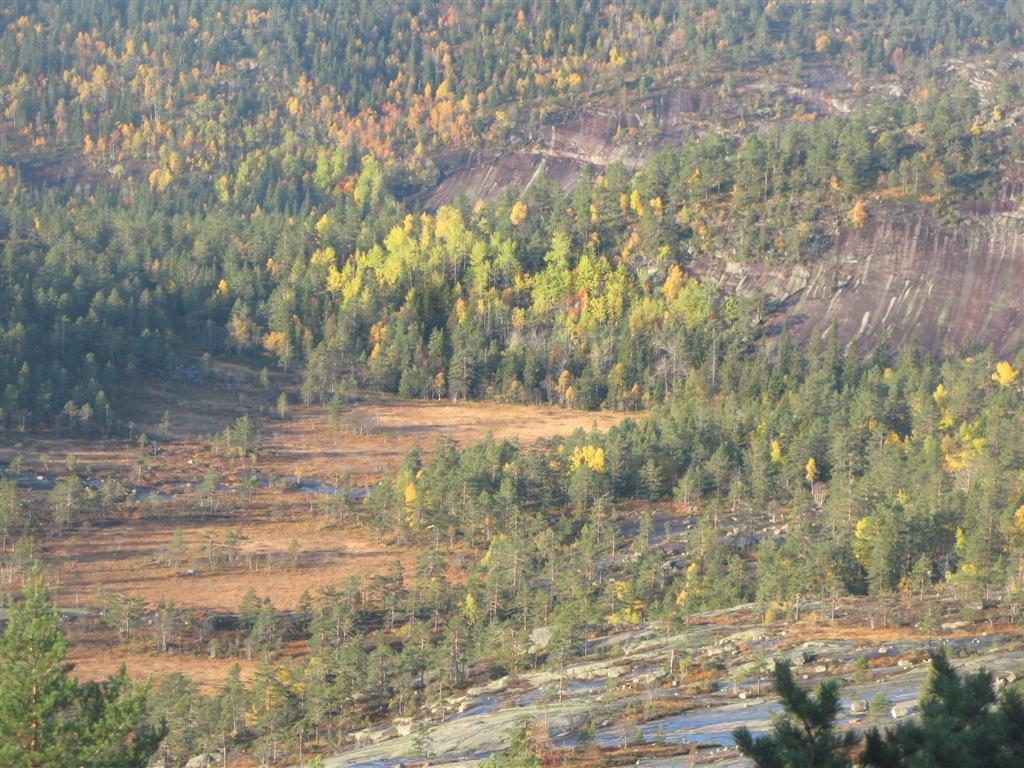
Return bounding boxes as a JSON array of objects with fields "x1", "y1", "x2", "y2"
[
  {"x1": 479, "y1": 722, "x2": 541, "y2": 768},
  {"x1": 861, "y1": 652, "x2": 1024, "y2": 768},
  {"x1": 734, "y1": 661, "x2": 859, "y2": 768},
  {"x1": 0, "y1": 570, "x2": 77, "y2": 767},
  {"x1": 0, "y1": 567, "x2": 164, "y2": 768}
]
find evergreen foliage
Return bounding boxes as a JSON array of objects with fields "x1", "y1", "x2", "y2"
[
  {"x1": 735, "y1": 653, "x2": 1024, "y2": 768},
  {"x1": 0, "y1": 567, "x2": 164, "y2": 768}
]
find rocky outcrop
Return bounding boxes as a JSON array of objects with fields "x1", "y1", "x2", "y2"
[
  {"x1": 421, "y1": 85, "x2": 722, "y2": 209},
  {"x1": 418, "y1": 66, "x2": 859, "y2": 209},
  {"x1": 692, "y1": 206, "x2": 1024, "y2": 355}
]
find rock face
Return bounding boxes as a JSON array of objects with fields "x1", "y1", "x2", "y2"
[
  {"x1": 420, "y1": 86, "x2": 724, "y2": 209},
  {"x1": 415, "y1": 71, "x2": 1024, "y2": 359},
  {"x1": 430, "y1": 138, "x2": 1024, "y2": 358},
  {"x1": 692, "y1": 206, "x2": 1024, "y2": 355}
]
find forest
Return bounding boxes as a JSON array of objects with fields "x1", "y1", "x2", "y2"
[{"x1": 3, "y1": 2, "x2": 1024, "y2": 767}]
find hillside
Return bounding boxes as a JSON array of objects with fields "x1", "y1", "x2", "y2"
[{"x1": 4, "y1": 4, "x2": 1024, "y2": 768}]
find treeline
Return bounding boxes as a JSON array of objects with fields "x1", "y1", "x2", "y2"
[
  {"x1": 361, "y1": 329, "x2": 1024, "y2": 615},
  {"x1": 3, "y1": 1, "x2": 1022, "y2": 426}
]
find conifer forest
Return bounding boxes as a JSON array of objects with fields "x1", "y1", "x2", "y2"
[{"x1": 3, "y1": 2, "x2": 1024, "y2": 767}]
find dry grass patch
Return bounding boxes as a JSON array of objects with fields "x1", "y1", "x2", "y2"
[{"x1": 43, "y1": 512, "x2": 415, "y2": 613}]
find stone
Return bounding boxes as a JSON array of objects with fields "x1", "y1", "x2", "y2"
[
  {"x1": 465, "y1": 676, "x2": 509, "y2": 698},
  {"x1": 897, "y1": 658, "x2": 913, "y2": 670},
  {"x1": 891, "y1": 704, "x2": 918, "y2": 719},
  {"x1": 994, "y1": 672, "x2": 1017, "y2": 692},
  {"x1": 528, "y1": 626, "x2": 552, "y2": 653},
  {"x1": 184, "y1": 755, "x2": 220, "y2": 768},
  {"x1": 371, "y1": 726, "x2": 398, "y2": 743},
  {"x1": 849, "y1": 699, "x2": 869, "y2": 715},
  {"x1": 351, "y1": 729, "x2": 374, "y2": 747}
]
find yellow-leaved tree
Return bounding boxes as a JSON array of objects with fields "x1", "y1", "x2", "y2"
[
  {"x1": 992, "y1": 360, "x2": 1018, "y2": 387},
  {"x1": 569, "y1": 445, "x2": 606, "y2": 473},
  {"x1": 853, "y1": 516, "x2": 878, "y2": 569},
  {"x1": 847, "y1": 199, "x2": 868, "y2": 228},
  {"x1": 462, "y1": 592, "x2": 479, "y2": 625},
  {"x1": 509, "y1": 201, "x2": 528, "y2": 226}
]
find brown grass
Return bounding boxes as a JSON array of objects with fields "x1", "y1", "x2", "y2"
[
  {"x1": 3, "y1": 364, "x2": 637, "y2": 689},
  {"x1": 43, "y1": 513, "x2": 415, "y2": 613},
  {"x1": 262, "y1": 398, "x2": 633, "y2": 482},
  {"x1": 66, "y1": 646, "x2": 259, "y2": 691}
]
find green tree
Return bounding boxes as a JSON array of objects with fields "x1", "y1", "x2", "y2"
[
  {"x1": 479, "y1": 722, "x2": 542, "y2": 768},
  {"x1": 733, "y1": 661, "x2": 858, "y2": 768},
  {"x1": 0, "y1": 568, "x2": 164, "y2": 767},
  {"x1": 861, "y1": 652, "x2": 1024, "y2": 768},
  {"x1": 47, "y1": 478, "x2": 82, "y2": 533}
]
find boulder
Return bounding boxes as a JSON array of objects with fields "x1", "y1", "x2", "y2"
[
  {"x1": 994, "y1": 672, "x2": 1018, "y2": 692},
  {"x1": 351, "y1": 728, "x2": 374, "y2": 747},
  {"x1": 371, "y1": 726, "x2": 398, "y2": 743},
  {"x1": 185, "y1": 755, "x2": 221, "y2": 768},
  {"x1": 463, "y1": 678, "x2": 497, "y2": 698},
  {"x1": 849, "y1": 699, "x2": 869, "y2": 715},
  {"x1": 891, "y1": 703, "x2": 918, "y2": 719},
  {"x1": 528, "y1": 626, "x2": 552, "y2": 653}
]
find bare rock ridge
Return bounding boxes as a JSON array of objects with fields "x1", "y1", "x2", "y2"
[
  {"x1": 420, "y1": 70, "x2": 849, "y2": 209},
  {"x1": 691, "y1": 207, "x2": 1024, "y2": 355},
  {"x1": 422, "y1": 85, "x2": 724, "y2": 209}
]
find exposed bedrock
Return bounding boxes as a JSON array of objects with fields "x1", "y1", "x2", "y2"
[
  {"x1": 692, "y1": 207, "x2": 1024, "y2": 355},
  {"x1": 421, "y1": 85, "x2": 727, "y2": 209}
]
